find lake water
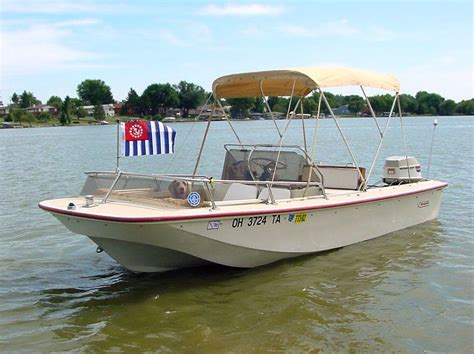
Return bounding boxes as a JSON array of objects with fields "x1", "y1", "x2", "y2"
[{"x1": 0, "y1": 117, "x2": 472, "y2": 352}]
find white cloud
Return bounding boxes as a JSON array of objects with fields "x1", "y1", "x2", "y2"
[
  {"x1": 158, "y1": 30, "x2": 191, "y2": 47},
  {"x1": 280, "y1": 20, "x2": 400, "y2": 41},
  {"x1": 367, "y1": 25, "x2": 399, "y2": 42},
  {"x1": 1, "y1": 24, "x2": 99, "y2": 75},
  {"x1": 438, "y1": 55, "x2": 457, "y2": 65},
  {"x1": 55, "y1": 18, "x2": 100, "y2": 27},
  {"x1": 152, "y1": 23, "x2": 212, "y2": 47},
  {"x1": 198, "y1": 3, "x2": 285, "y2": 16},
  {"x1": 281, "y1": 19, "x2": 360, "y2": 38},
  {"x1": 2, "y1": 0, "x2": 140, "y2": 14},
  {"x1": 2, "y1": 0, "x2": 95, "y2": 13},
  {"x1": 240, "y1": 25, "x2": 266, "y2": 38}
]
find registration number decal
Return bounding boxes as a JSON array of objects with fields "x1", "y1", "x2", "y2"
[
  {"x1": 247, "y1": 215, "x2": 267, "y2": 226},
  {"x1": 232, "y1": 214, "x2": 281, "y2": 228},
  {"x1": 231, "y1": 213, "x2": 307, "y2": 228}
]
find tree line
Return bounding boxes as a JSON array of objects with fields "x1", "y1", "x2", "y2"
[
  {"x1": 3, "y1": 79, "x2": 209, "y2": 125},
  {"x1": 226, "y1": 92, "x2": 473, "y2": 118},
  {"x1": 3, "y1": 79, "x2": 473, "y2": 126}
]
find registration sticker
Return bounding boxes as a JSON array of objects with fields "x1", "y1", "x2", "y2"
[
  {"x1": 294, "y1": 212, "x2": 307, "y2": 224},
  {"x1": 288, "y1": 212, "x2": 307, "y2": 224},
  {"x1": 207, "y1": 220, "x2": 220, "y2": 230}
]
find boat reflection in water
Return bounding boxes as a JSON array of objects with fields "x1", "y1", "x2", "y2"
[{"x1": 37, "y1": 221, "x2": 443, "y2": 351}]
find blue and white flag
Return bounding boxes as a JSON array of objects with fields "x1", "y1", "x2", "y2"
[{"x1": 120, "y1": 120, "x2": 176, "y2": 157}]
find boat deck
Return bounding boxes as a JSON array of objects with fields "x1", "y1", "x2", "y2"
[{"x1": 39, "y1": 180, "x2": 447, "y2": 223}]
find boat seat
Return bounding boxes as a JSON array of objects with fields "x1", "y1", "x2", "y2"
[
  {"x1": 258, "y1": 187, "x2": 291, "y2": 201},
  {"x1": 212, "y1": 183, "x2": 231, "y2": 201},
  {"x1": 303, "y1": 165, "x2": 365, "y2": 190},
  {"x1": 290, "y1": 186, "x2": 322, "y2": 198},
  {"x1": 223, "y1": 183, "x2": 258, "y2": 201}
]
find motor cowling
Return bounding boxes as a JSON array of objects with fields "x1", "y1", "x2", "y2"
[{"x1": 383, "y1": 156, "x2": 422, "y2": 184}]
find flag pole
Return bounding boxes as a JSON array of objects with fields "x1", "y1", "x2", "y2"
[{"x1": 116, "y1": 119, "x2": 121, "y2": 172}]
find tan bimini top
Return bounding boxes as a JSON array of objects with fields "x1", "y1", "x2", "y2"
[{"x1": 212, "y1": 67, "x2": 400, "y2": 99}]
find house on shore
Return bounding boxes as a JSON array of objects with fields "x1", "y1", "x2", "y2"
[
  {"x1": 333, "y1": 104, "x2": 351, "y2": 115},
  {"x1": 189, "y1": 104, "x2": 227, "y2": 119},
  {"x1": 0, "y1": 105, "x2": 10, "y2": 115},
  {"x1": 1, "y1": 104, "x2": 58, "y2": 116},
  {"x1": 82, "y1": 104, "x2": 115, "y2": 117},
  {"x1": 26, "y1": 104, "x2": 58, "y2": 115}
]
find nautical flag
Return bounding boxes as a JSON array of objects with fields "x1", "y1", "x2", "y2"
[{"x1": 120, "y1": 120, "x2": 176, "y2": 157}]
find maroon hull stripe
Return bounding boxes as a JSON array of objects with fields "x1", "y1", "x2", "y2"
[{"x1": 38, "y1": 183, "x2": 447, "y2": 223}]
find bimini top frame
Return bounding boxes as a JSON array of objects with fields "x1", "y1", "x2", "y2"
[{"x1": 192, "y1": 66, "x2": 406, "y2": 192}]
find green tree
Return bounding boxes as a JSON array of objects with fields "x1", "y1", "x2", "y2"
[
  {"x1": 415, "y1": 91, "x2": 444, "y2": 115},
  {"x1": 69, "y1": 98, "x2": 84, "y2": 117},
  {"x1": 175, "y1": 81, "x2": 206, "y2": 118},
  {"x1": 226, "y1": 98, "x2": 255, "y2": 119},
  {"x1": 455, "y1": 99, "x2": 474, "y2": 115},
  {"x1": 348, "y1": 99, "x2": 366, "y2": 114},
  {"x1": 253, "y1": 97, "x2": 265, "y2": 113},
  {"x1": 141, "y1": 83, "x2": 179, "y2": 116},
  {"x1": 287, "y1": 96, "x2": 303, "y2": 113},
  {"x1": 9, "y1": 109, "x2": 34, "y2": 127},
  {"x1": 341, "y1": 95, "x2": 366, "y2": 114},
  {"x1": 61, "y1": 96, "x2": 72, "y2": 124},
  {"x1": 267, "y1": 96, "x2": 289, "y2": 113},
  {"x1": 341, "y1": 95, "x2": 361, "y2": 105},
  {"x1": 37, "y1": 112, "x2": 51, "y2": 122},
  {"x1": 19, "y1": 91, "x2": 40, "y2": 108},
  {"x1": 77, "y1": 79, "x2": 114, "y2": 105},
  {"x1": 301, "y1": 97, "x2": 316, "y2": 114},
  {"x1": 122, "y1": 88, "x2": 141, "y2": 116},
  {"x1": 11, "y1": 93, "x2": 19, "y2": 105},
  {"x1": 332, "y1": 94, "x2": 345, "y2": 108},
  {"x1": 311, "y1": 92, "x2": 338, "y2": 114},
  {"x1": 59, "y1": 112, "x2": 67, "y2": 125},
  {"x1": 119, "y1": 104, "x2": 128, "y2": 116},
  {"x1": 22, "y1": 112, "x2": 35, "y2": 127},
  {"x1": 47, "y1": 96, "x2": 63, "y2": 109},
  {"x1": 75, "y1": 106, "x2": 88, "y2": 118},
  {"x1": 93, "y1": 104, "x2": 105, "y2": 121},
  {"x1": 369, "y1": 94, "x2": 393, "y2": 113},
  {"x1": 438, "y1": 99, "x2": 456, "y2": 116},
  {"x1": 6, "y1": 108, "x2": 23, "y2": 123},
  {"x1": 399, "y1": 94, "x2": 418, "y2": 114}
]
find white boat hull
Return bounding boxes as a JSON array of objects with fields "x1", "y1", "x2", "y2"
[{"x1": 41, "y1": 181, "x2": 446, "y2": 272}]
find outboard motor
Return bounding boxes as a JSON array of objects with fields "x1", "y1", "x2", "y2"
[{"x1": 383, "y1": 156, "x2": 422, "y2": 184}]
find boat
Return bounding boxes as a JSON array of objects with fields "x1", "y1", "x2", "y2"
[{"x1": 39, "y1": 67, "x2": 447, "y2": 273}]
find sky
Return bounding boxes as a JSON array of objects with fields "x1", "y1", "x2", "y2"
[{"x1": 1, "y1": 0, "x2": 472, "y2": 104}]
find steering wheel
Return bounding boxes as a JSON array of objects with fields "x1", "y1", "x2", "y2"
[
  {"x1": 250, "y1": 157, "x2": 287, "y2": 181},
  {"x1": 250, "y1": 157, "x2": 287, "y2": 171},
  {"x1": 230, "y1": 160, "x2": 252, "y2": 180}
]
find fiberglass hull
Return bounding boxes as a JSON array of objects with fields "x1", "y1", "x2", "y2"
[{"x1": 39, "y1": 180, "x2": 446, "y2": 272}]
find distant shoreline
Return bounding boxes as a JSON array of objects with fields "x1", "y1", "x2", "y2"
[{"x1": 1, "y1": 114, "x2": 472, "y2": 129}]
